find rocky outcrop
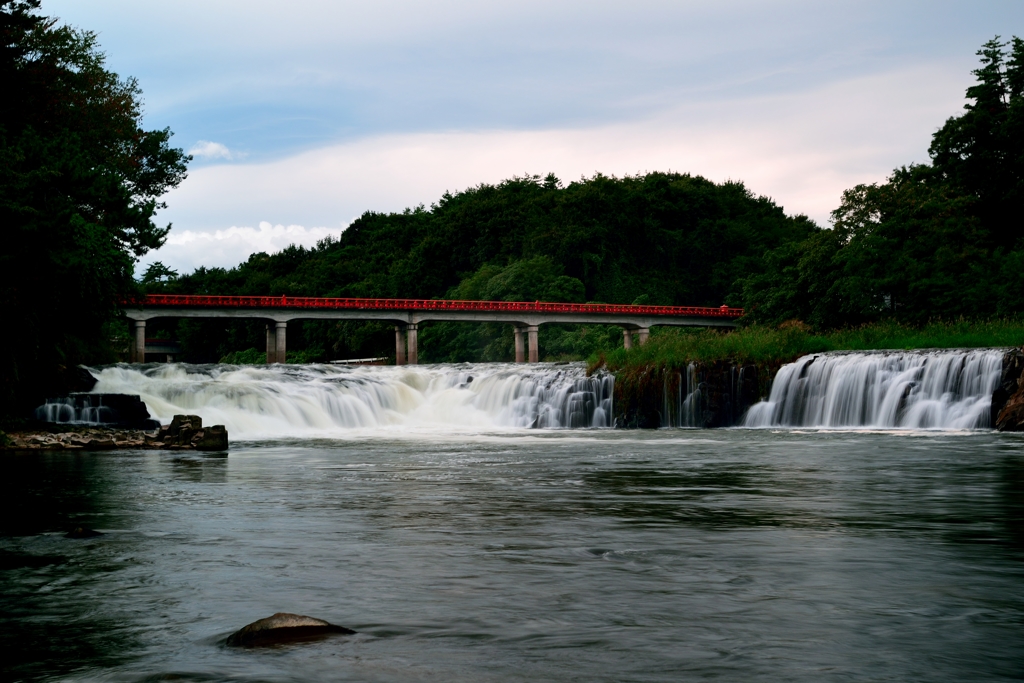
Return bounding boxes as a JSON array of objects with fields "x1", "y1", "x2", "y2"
[
  {"x1": 993, "y1": 348, "x2": 1024, "y2": 430},
  {"x1": 2, "y1": 414, "x2": 229, "y2": 451},
  {"x1": 150, "y1": 415, "x2": 228, "y2": 451},
  {"x1": 226, "y1": 613, "x2": 355, "y2": 647},
  {"x1": 614, "y1": 360, "x2": 777, "y2": 428},
  {"x1": 3, "y1": 427, "x2": 155, "y2": 450}
]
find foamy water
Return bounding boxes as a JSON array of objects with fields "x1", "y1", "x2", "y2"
[{"x1": 89, "y1": 362, "x2": 614, "y2": 439}]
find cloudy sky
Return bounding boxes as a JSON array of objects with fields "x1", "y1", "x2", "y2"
[{"x1": 45, "y1": 0, "x2": 1024, "y2": 274}]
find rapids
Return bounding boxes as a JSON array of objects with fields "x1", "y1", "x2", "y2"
[{"x1": 89, "y1": 362, "x2": 614, "y2": 438}]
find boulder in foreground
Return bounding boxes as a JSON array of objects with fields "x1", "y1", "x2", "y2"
[
  {"x1": 226, "y1": 612, "x2": 355, "y2": 647},
  {"x1": 148, "y1": 415, "x2": 229, "y2": 451}
]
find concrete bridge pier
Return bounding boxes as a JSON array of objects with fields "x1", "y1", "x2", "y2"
[
  {"x1": 527, "y1": 325, "x2": 539, "y2": 363},
  {"x1": 622, "y1": 328, "x2": 634, "y2": 350},
  {"x1": 406, "y1": 324, "x2": 419, "y2": 365},
  {"x1": 265, "y1": 324, "x2": 276, "y2": 364},
  {"x1": 513, "y1": 326, "x2": 526, "y2": 363},
  {"x1": 395, "y1": 326, "x2": 408, "y2": 365},
  {"x1": 131, "y1": 320, "x2": 146, "y2": 363},
  {"x1": 638, "y1": 327, "x2": 650, "y2": 345},
  {"x1": 274, "y1": 322, "x2": 287, "y2": 364}
]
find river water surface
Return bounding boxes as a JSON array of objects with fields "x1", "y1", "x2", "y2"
[{"x1": 3, "y1": 428, "x2": 1024, "y2": 681}]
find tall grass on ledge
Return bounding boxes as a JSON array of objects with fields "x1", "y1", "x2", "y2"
[{"x1": 590, "y1": 319, "x2": 1024, "y2": 373}]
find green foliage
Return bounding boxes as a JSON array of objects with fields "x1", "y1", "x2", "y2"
[
  {"x1": 217, "y1": 346, "x2": 325, "y2": 365},
  {"x1": 597, "y1": 319, "x2": 1024, "y2": 372},
  {"x1": 0, "y1": 1, "x2": 188, "y2": 413},
  {"x1": 744, "y1": 37, "x2": 1024, "y2": 328},
  {"x1": 156, "y1": 173, "x2": 814, "y2": 362},
  {"x1": 141, "y1": 261, "x2": 179, "y2": 285},
  {"x1": 219, "y1": 348, "x2": 266, "y2": 365},
  {"x1": 286, "y1": 347, "x2": 325, "y2": 364}
]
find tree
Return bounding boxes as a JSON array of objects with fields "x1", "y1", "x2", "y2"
[
  {"x1": 152, "y1": 172, "x2": 815, "y2": 362},
  {"x1": 929, "y1": 37, "x2": 1024, "y2": 248},
  {"x1": 744, "y1": 37, "x2": 1024, "y2": 328},
  {"x1": 0, "y1": 1, "x2": 189, "y2": 414}
]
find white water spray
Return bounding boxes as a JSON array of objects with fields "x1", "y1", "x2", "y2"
[
  {"x1": 743, "y1": 349, "x2": 1005, "y2": 429},
  {"x1": 89, "y1": 363, "x2": 614, "y2": 438}
]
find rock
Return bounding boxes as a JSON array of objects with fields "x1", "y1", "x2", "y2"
[
  {"x1": 65, "y1": 527, "x2": 103, "y2": 539},
  {"x1": 993, "y1": 348, "x2": 1024, "y2": 427},
  {"x1": 193, "y1": 424, "x2": 228, "y2": 451},
  {"x1": 225, "y1": 612, "x2": 355, "y2": 647},
  {"x1": 997, "y1": 380, "x2": 1024, "y2": 432},
  {"x1": 67, "y1": 366, "x2": 99, "y2": 393},
  {"x1": 150, "y1": 415, "x2": 228, "y2": 450}
]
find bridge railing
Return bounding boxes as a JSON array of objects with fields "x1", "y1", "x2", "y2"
[{"x1": 125, "y1": 294, "x2": 744, "y2": 318}]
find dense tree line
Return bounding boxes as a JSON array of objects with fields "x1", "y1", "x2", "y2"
[
  {"x1": 743, "y1": 38, "x2": 1024, "y2": 328},
  {"x1": 148, "y1": 173, "x2": 815, "y2": 362},
  {"x1": 1, "y1": 0, "x2": 188, "y2": 415}
]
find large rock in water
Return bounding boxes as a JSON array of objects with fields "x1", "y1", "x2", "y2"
[
  {"x1": 149, "y1": 415, "x2": 229, "y2": 450},
  {"x1": 226, "y1": 613, "x2": 355, "y2": 647},
  {"x1": 996, "y1": 348, "x2": 1024, "y2": 431},
  {"x1": 997, "y1": 382, "x2": 1024, "y2": 431},
  {"x1": 992, "y1": 348, "x2": 1024, "y2": 427}
]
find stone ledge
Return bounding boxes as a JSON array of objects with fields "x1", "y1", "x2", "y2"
[{"x1": 1, "y1": 414, "x2": 228, "y2": 451}]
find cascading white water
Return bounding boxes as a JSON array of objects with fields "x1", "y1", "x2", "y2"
[
  {"x1": 88, "y1": 362, "x2": 614, "y2": 439},
  {"x1": 35, "y1": 397, "x2": 110, "y2": 424},
  {"x1": 743, "y1": 349, "x2": 1005, "y2": 429},
  {"x1": 662, "y1": 363, "x2": 703, "y2": 428}
]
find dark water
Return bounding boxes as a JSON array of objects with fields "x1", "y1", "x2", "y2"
[{"x1": 2, "y1": 430, "x2": 1024, "y2": 682}]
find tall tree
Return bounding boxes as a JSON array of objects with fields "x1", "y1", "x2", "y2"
[
  {"x1": 744, "y1": 37, "x2": 1024, "y2": 328},
  {"x1": 0, "y1": 1, "x2": 188, "y2": 414},
  {"x1": 929, "y1": 37, "x2": 1024, "y2": 248}
]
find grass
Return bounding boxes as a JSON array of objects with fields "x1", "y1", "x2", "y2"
[
  {"x1": 218, "y1": 347, "x2": 326, "y2": 364},
  {"x1": 591, "y1": 319, "x2": 1024, "y2": 372}
]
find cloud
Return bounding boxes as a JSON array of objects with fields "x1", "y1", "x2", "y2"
[
  {"x1": 145, "y1": 61, "x2": 968, "y2": 276},
  {"x1": 187, "y1": 140, "x2": 236, "y2": 160},
  {"x1": 47, "y1": 0, "x2": 1014, "y2": 162},
  {"x1": 147, "y1": 222, "x2": 341, "y2": 272}
]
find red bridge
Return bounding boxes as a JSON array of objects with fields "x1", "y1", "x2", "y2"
[{"x1": 123, "y1": 294, "x2": 743, "y2": 364}]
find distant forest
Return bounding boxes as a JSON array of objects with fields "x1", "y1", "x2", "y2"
[
  {"x1": 144, "y1": 173, "x2": 815, "y2": 362},
  {"x1": 147, "y1": 38, "x2": 1024, "y2": 363}
]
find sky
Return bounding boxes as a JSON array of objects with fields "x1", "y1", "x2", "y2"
[{"x1": 44, "y1": 0, "x2": 1024, "y2": 274}]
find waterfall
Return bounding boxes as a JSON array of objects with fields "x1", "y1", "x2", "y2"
[
  {"x1": 660, "y1": 363, "x2": 703, "y2": 428},
  {"x1": 87, "y1": 362, "x2": 614, "y2": 438},
  {"x1": 35, "y1": 396, "x2": 112, "y2": 424},
  {"x1": 743, "y1": 349, "x2": 1005, "y2": 429}
]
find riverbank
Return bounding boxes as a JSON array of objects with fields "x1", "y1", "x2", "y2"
[
  {"x1": 590, "y1": 319, "x2": 1024, "y2": 373},
  {"x1": 1, "y1": 425, "x2": 157, "y2": 450},
  {"x1": 0, "y1": 415, "x2": 228, "y2": 451}
]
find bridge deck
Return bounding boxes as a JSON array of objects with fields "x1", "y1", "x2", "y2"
[
  {"x1": 122, "y1": 295, "x2": 743, "y2": 364},
  {"x1": 123, "y1": 294, "x2": 743, "y2": 326}
]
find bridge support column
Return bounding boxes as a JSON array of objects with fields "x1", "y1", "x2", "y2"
[
  {"x1": 395, "y1": 326, "x2": 407, "y2": 365},
  {"x1": 622, "y1": 328, "x2": 634, "y2": 350},
  {"x1": 513, "y1": 326, "x2": 526, "y2": 363},
  {"x1": 638, "y1": 327, "x2": 650, "y2": 345},
  {"x1": 407, "y1": 324, "x2": 418, "y2": 365},
  {"x1": 266, "y1": 324, "x2": 276, "y2": 364},
  {"x1": 274, "y1": 322, "x2": 287, "y2": 364},
  {"x1": 132, "y1": 320, "x2": 146, "y2": 363},
  {"x1": 527, "y1": 325, "x2": 539, "y2": 363}
]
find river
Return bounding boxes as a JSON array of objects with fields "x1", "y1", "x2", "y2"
[{"x1": 3, "y1": 360, "x2": 1024, "y2": 681}]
